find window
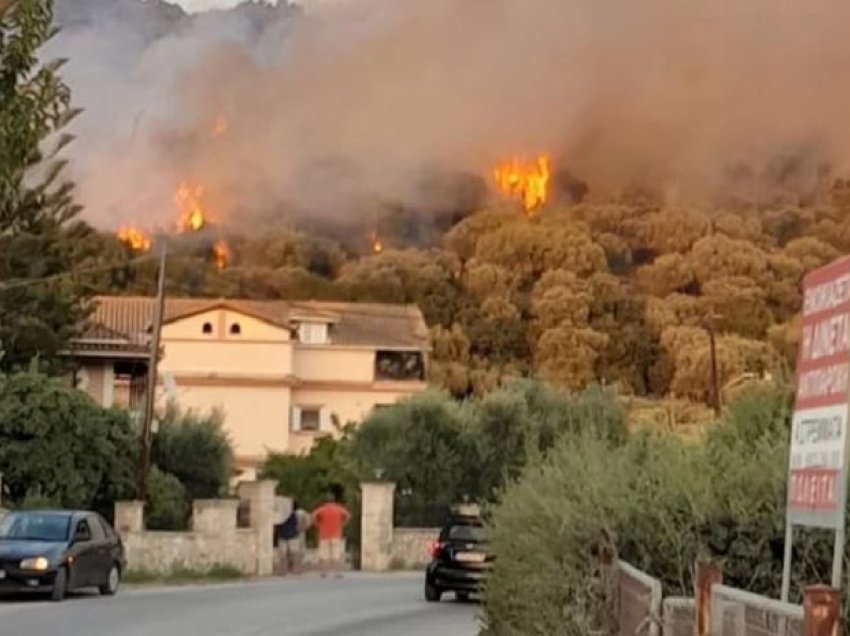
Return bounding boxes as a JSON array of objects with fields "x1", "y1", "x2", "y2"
[
  {"x1": 298, "y1": 322, "x2": 328, "y2": 345},
  {"x1": 202, "y1": 322, "x2": 213, "y2": 335},
  {"x1": 229, "y1": 323, "x2": 242, "y2": 336},
  {"x1": 75, "y1": 519, "x2": 92, "y2": 542},
  {"x1": 87, "y1": 515, "x2": 106, "y2": 541},
  {"x1": 292, "y1": 406, "x2": 329, "y2": 433},
  {"x1": 96, "y1": 514, "x2": 116, "y2": 539},
  {"x1": 375, "y1": 351, "x2": 425, "y2": 381}
]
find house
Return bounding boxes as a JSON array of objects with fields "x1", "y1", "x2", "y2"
[{"x1": 67, "y1": 296, "x2": 430, "y2": 479}]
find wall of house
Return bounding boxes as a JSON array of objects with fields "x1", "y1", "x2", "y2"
[
  {"x1": 169, "y1": 384, "x2": 292, "y2": 459},
  {"x1": 294, "y1": 347, "x2": 375, "y2": 382},
  {"x1": 73, "y1": 361, "x2": 108, "y2": 406},
  {"x1": 291, "y1": 386, "x2": 424, "y2": 427},
  {"x1": 160, "y1": 310, "x2": 293, "y2": 376}
]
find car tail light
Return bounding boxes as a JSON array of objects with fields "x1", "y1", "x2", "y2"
[{"x1": 430, "y1": 540, "x2": 443, "y2": 558}]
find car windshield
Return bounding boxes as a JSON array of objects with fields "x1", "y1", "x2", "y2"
[
  {"x1": 0, "y1": 512, "x2": 71, "y2": 542},
  {"x1": 447, "y1": 523, "x2": 488, "y2": 543}
]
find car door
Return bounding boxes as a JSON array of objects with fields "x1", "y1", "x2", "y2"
[
  {"x1": 85, "y1": 514, "x2": 111, "y2": 585},
  {"x1": 68, "y1": 518, "x2": 98, "y2": 589}
]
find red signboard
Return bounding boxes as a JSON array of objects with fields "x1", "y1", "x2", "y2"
[{"x1": 789, "y1": 255, "x2": 850, "y2": 527}]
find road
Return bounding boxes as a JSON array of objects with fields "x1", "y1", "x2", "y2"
[{"x1": 0, "y1": 572, "x2": 479, "y2": 636}]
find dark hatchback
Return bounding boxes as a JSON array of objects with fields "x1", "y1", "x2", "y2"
[
  {"x1": 0, "y1": 510, "x2": 126, "y2": 601},
  {"x1": 425, "y1": 506, "x2": 492, "y2": 602}
]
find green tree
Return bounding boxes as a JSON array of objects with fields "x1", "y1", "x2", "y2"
[
  {"x1": 151, "y1": 403, "x2": 233, "y2": 501},
  {"x1": 0, "y1": 0, "x2": 89, "y2": 372},
  {"x1": 0, "y1": 371, "x2": 136, "y2": 515}
]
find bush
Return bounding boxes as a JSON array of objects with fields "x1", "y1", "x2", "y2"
[
  {"x1": 152, "y1": 403, "x2": 232, "y2": 501},
  {"x1": 145, "y1": 466, "x2": 189, "y2": 531},
  {"x1": 482, "y1": 384, "x2": 839, "y2": 635},
  {"x1": 0, "y1": 371, "x2": 136, "y2": 516}
]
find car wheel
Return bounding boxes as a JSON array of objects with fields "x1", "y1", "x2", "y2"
[
  {"x1": 456, "y1": 591, "x2": 470, "y2": 602},
  {"x1": 99, "y1": 564, "x2": 121, "y2": 596},
  {"x1": 424, "y1": 580, "x2": 442, "y2": 602},
  {"x1": 51, "y1": 567, "x2": 68, "y2": 602}
]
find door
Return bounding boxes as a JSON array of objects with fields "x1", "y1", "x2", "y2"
[
  {"x1": 68, "y1": 518, "x2": 98, "y2": 589},
  {"x1": 85, "y1": 514, "x2": 111, "y2": 585}
]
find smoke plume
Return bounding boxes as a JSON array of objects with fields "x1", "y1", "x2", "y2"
[{"x1": 50, "y1": 0, "x2": 850, "y2": 232}]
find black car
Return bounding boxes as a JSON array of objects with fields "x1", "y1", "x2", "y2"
[
  {"x1": 424, "y1": 505, "x2": 492, "y2": 602},
  {"x1": 0, "y1": 510, "x2": 126, "y2": 601}
]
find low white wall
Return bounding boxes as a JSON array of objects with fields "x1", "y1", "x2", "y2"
[
  {"x1": 122, "y1": 528, "x2": 259, "y2": 575},
  {"x1": 391, "y1": 528, "x2": 439, "y2": 569}
]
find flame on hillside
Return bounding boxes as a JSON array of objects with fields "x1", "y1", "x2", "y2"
[
  {"x1": 213, "y1": 239, "x2": 231, "y2": 271},
  {"x1": 493, "y1": 155, "x2": 552, "y2": 214},
  {"x1": 118, "y1": 226, "x2": 151, "y2": 252},
  {"x1": 371, "y1": 232, "x2": 384, "y2": 254},
  {"x1": 175, "y1": 181, "x2": 207, "y2": 232},
  {"x1": 212, "y1": 115, "x2": 228, "y2": 138}
]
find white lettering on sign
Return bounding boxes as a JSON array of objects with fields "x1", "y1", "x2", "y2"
[
  {"x1": 803, "y1": 314, "x2": 850, "y2": 362},
  {"x1": 804, "y1": 272, "x2": 850, "y2": 316},
  {"x1": 797, "y1": 363, "x2": 849, "y2": 402}
]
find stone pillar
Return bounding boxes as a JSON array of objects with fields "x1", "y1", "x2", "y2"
[
  {"x1": 274, "y1": 496, "x2": 293, "y2": 524},
  {"x1": 695, "y1": 561, "x2": 723, "y2": 636},
  {"x1": 114, "y1": 501, "x2": 145, "y2": 535},
  {"x1": 360, "y1": 482, "x2": 396, "y2": 572},
  {"x1": 238, "y1": 480, "x2": 277, "y2": 576}
]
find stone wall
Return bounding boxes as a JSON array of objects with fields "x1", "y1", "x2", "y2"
[
  {"x1": 114, "y1": 480, "x2": 277, "y2": 576},
  {"x1": 391, "y1": 528, "x2": 439, "y2": 569}
]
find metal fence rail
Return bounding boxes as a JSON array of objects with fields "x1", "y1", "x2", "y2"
[
  {"x1": 710, "y1": 584, "x2": 804, "y2": 636},
  {"x1": 617, "y1": 560, "x2": 663, "y2": 636}
]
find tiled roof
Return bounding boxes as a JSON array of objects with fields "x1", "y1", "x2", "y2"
[{"x1": 77, "y1": 296, "x2": 430, "y2": 350}]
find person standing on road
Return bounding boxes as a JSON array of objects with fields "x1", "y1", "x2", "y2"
[
  {"x1": 311, "y1": 489, "x2": 351, "y2": 577},
  {"x1": 276, "y1": 500, "x2": 312, "y2": 574}
]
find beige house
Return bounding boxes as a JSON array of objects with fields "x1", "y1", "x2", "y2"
[{"x1": 68, "y1": 296, "x2": 430, "y2": 478}]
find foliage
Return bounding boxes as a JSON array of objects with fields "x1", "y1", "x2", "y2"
[
  {"x1": 260, "y1": 431, "x2": 358, "y2": 512},
  {"x1": 482, "y1": 385, "x2": 846, "y2": 634},
  {"x1": 151, "y1": 403, "x2": 232, "y2": 501},
  {"x1": 145, "y1": 466, "x2": 189, "y2": 531},
  {"x1": 0, "y1": 0, "x2": 91, "y2": 372},
  {"x1": 0, "y1": 371, "x2": 136, "y2": 515}
]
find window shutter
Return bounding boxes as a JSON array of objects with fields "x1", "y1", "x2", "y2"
[
  {"x1": 291, "y1": 407, "x2": 302, "y2": 432},
  {"x1": 320, "y1": 407, "x2": 332, "y2": 432}
]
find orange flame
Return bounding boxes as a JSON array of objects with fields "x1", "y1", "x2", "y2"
[
  {"x1": 371, "y1": 232, "x2": 384, "y2": 254},
  {"x1": 212, "y1": 115, "x2": 228, "y2": 138},
  {"x1": 175, "y1": 182, "x2": 206, "y2": 232},
  {"x1": 213, "y1": 240, "x2": 231, "y2": 271},
  {"x1": 117, "y1": 226, "x2": 151, "y2": 252},
  {"x1": 493, "y1": 155, "x2": 552, "y2": 214}
]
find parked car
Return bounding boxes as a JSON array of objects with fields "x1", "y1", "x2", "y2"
[
  {"x1": 424, "y1": 504, "x2": 492, "y2": 602},
  {"x1": 0, "y1": 510, "x2": 126, "y2": 601}
]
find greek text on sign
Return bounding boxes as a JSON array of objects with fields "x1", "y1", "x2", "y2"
[{"x1": 789, "y1": 256, "x2": 850, "y2": 529}]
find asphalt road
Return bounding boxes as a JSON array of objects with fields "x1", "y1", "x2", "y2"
[{"x1": 0, "y1": 572, "x2": 480, "y2": 636}]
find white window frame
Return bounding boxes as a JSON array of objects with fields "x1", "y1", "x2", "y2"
[
  {"x1": 291, "y1": 406, "x2": 331, "y2": 433},
  {"x1": 297, "y1": 322, "x2": 328, "y2": 345}
]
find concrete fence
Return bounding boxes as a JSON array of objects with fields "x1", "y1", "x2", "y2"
[
  {"x1": 359, "y1": 482, "x2": 439, "y2": 571},
  {"x1": 608, "y1": 559, "x2": 836, "y2": 636},
  {"x1": 114, "y1": 480, "x2": 282, "y2": 576}
]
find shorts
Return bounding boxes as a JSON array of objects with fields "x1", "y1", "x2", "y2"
[{"x1": 318, "y1": 538, "x2": 345, "y2": 562}]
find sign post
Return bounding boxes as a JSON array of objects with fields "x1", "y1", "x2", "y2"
[{"x1": 782, "y1": 255, "x2": 850, "y2": 601}]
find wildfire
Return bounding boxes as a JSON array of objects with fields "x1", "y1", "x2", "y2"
[
  {"x1": 493, "y1": 154, "x2": 552, "y2": 214},
  {"x1": 371, "y1": 232, "x2": 384, "y2": 254},
  {"x1": 212, "y1": 115, "x2": 228, "y2": 138},
  {"x1": 117, "y1": 226, "x2": 151, "y2": 252},
  {"x1": 175, "y1": 182, "x2": 207, "y2": 232},
  {"x1": 213, "y1": 240, "x2": 231, "y2": 271}
]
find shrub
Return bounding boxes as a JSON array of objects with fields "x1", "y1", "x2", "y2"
[
  {"x1": 145, "y1": 466, "x2": 189, "y2": 531},
  {"x1": 482, "y1": 384, "x2": 838, "y2": 634},
  {"x1": 0, "y1": 372, "x2": 136, "y2": 516},
  {"x1": 152, "y1": 403, "x2": 232, "y2": 501}
]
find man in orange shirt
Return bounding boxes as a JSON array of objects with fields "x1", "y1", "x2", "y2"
[{"x1": 312, "y1": 489, "x2": 351, "y2": 577}]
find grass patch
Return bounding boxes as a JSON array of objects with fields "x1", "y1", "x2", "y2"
[{"x1": 124, "y1": 563, "x2": 244, "y2": 585}]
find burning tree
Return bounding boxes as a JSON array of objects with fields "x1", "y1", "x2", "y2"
[{"x1": 0, "y1": 0, "x2": 90, "y2": 372}]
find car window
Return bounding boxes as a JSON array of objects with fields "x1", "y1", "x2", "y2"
[
  {"x1": 87, "y1": 515, "x2": 106, "y2": 541},
  {"x1": 445, "y1": 523, "x2": 488, "y2": 542},
  {"x1": 0, "y1": 512, "x2": 71, "y2": 542},
  {"x1": 75, "y1": 519, "x2": 93, "y2": 542},
  {"x1": 96, "y1": 515, "x2": 116, "y2": 540}
]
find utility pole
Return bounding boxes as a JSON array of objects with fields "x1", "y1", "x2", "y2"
[
  {"x1": 707, "y1": 313, "x2": 721, "y2": 417},
  {"x1": 136, "y1": 242, "x2": 168, "y2": 501}
]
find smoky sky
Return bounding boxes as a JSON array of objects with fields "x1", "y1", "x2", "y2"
[{"x1": 49, "y1": 0, "x2": 850, "y2": 231}]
